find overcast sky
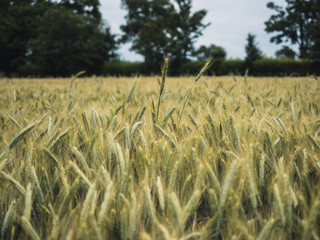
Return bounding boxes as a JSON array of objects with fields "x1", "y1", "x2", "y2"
[{"x1": 100, "y1": 0, "x2": 291, "y2": 61}]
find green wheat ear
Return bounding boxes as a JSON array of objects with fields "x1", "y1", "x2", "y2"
[
  {"x1": 220, "y1": 159, "x2": 238, "y2": 207},
  {"x1": 9, "y1": 121, "x2": 38, "y2": 149},
  {"x1": 1, "y1": 200, "x2": 16, "y2": 239},
  {"x1": 127, "y1": 79, "x2": 137, "y2": 103},
  {"x1": 70, "y1": 70, "x2": 85, "y2": 89},
  {"x1": 0, "y1": 171, "x2": 26, "y2": 196},
  {"x1": 257, "y1": 219, "x2": 275, "y2": 240},
  {"x1": 21, "y1": 216, "x2": 41, "y2": 240},
  {"x1": 195, "y1": 57, "x2": 214, "y2": 83},
  {"x1": 178, "y1": 57, "x2": 214, "y2": 126},
  {"x1": 156, "y1": 57, "x2": 169, "y2": 121}
]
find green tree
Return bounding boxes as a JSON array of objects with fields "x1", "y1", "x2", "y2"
[
  {"x1": 120, "y1": 0, "x2": 209, "y2": 66},
  {"x1": 245, "y1": 33, "x2": 264, "y2": 69},
  {"x1": 0, "y1": 0, "x2": 117, "y2": 76},
  {"x1": 193, "y1": 44, "x2": 227, "y2": 60},
  {"x1": 309, "y1": 0, "x2": 320, "y2": 60},
  {"x1": 120, "y1": 0, "x2": 172, "y2": 64},
  {"x1": 275, "y1": 45, "x2": 296, "y2": 59},
  {"x1": 59, "y1": 0, "x2": 101, "y2": 20},
  {"x1": 310, "y1": 20, "x2": 320, "y2": 60},
  {"x1": 264, "y1": 0, "x2": 318, "y2": 59},
  {"x1": 0, "y1": 0, "x2": 53, "y2": 76},
  {"x1": 166, "y1": 0, "x2": 209, "y2": 66},
  {"x1": 31, "y1": 7, "x2": 117, "y2": 76}
]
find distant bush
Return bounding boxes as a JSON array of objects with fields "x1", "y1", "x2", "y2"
[
  {"x1": 102, "y1": 58, "x2": 320, "y2": 77},
  {"x1": 178, "y1": 59, "x2": 245, "y2": 76},
  {"x1": 3, "y1": 58, "x2": 319, "y2": 78},
  {"x1": 218, "y1": 59, "x2": 246, "y2": 75},
  {"x1": 178, "y1": 60, "x2": 207, "y2": 76},
  {"x1": 16, "y1": 64, "x2": 42, "y2": 77},
  {"x1": 102, "y1": 60, "x2": 160, "y2": 76},
  {"x1": 251, "y1": 59, "x2": 320, "y2": 76}
]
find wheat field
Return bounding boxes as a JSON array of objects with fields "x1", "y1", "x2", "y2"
[{"x1": 0, "y1": 68, "x2": 320, "y2": 239}]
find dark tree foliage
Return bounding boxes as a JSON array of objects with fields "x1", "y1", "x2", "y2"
[
  {"x1": 59, "y1": 0, "x2": 102, "y2": 20},
  {"x1": 166, "y1": 0, "x2": 209, "y2": 66},
  {"x1": 245, "y1": 33, "x2": 264, "y2": 69},
  {"x1": 120, "y1": 0, "x2": 172, "y2": 64},
  {"x1": 309, "y1": 0, "x2": 320, "y2": 60},
  {"x1": 265, "y1": 0, "x2": 320, "y2": 59},
  {"x1": 120, "y1": 0, "x2": 209, "y2": 67},
  {"x1": 31, "y1": 7, "x2": 117, "y2": 76},
  {"x1": 310, "y1": 20, "x2": 320, "y2": 60},
  {"x1": 0, "y1": 0, "x2": 117, "y2": 77},
  {"x1": 275, "y1": 45, "x2": 296, "y2": 59},
  {"x1": 0, "y1": 0, "x2": 53, "y2": 76},
  {"x1": 193, "y1": 44, "x2": 227, "y2": 61}
]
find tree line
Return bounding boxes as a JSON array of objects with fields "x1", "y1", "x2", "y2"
[
  {"x1": 0, "y1": 0, "x2": 117, "y2": 76},
  {"x1": 0, "y1": 0, "x2": 319, "y2": 77}
]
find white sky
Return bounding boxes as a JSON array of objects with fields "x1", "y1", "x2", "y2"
[{"x1": 100, "y1": 0, "x2": 291, "y2": 61}]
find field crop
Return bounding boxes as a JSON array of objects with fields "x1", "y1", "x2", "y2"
[{"x1": 0, "y1": 69, "x2": 320, "y2": 239}]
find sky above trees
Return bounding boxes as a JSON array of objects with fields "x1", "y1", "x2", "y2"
[{"x1": 101, "y1": 0, "x2": 290, "y2": 61}]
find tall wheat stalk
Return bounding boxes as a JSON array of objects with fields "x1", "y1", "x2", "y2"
[
  {"x1": 178, "y1": 57, "x2": 214, "y2": 126},
  {"x1": 156, "y1": 57, "x2": 169, "y2": 122}
]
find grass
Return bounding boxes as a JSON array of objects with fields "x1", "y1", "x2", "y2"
[{"x1": 0, "y1": 70, "x2": 320, "y2": 239}]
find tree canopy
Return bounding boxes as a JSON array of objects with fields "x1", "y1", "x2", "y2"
[
  {"x1": 265, "y1": 0, "x2": 320, "y2": 59},
  {"x1": 31, "y1": 7, "x2": 117, "y2": 76},
  {"x1": 0, "y1": 0, "x2": 117, "y2": 77},
  {"x1": 193, "y1": 44, "x2": 227, "y2": 61},
  {"x1": 60, "y1": 0, "x2": 102, "y2": 20},
  {"x1": 120, "y1": 0, "x2": 209, "y2": 67},
  {"x1": 275, "y1": 46, "x2": 296, "y2": 59},
  {"x1": 245, "y1": 33, "x2": 264, "y2": 69}
]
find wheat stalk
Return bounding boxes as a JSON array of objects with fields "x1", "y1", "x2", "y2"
[
  {"x1": 144, "y1": 186, "x2": 156, "y2": 225},
  {"x1": 178, "y1": 57, "x2": 214, "y2": 126},
  {"x1": 1, "y1": 200, "x2": 16, "y2": 239},
  {"x1": 183, "y1": 190, "x2": 201, "y2": 226},
  {"x1": 31, "y1": 166, "x2": 44, "y2": 204},
  {"x1": 21, "y1": 216, "x2": 41, "y2": 240},
  {"x1": 257, "y1": 219, "x2": 275, "y2": 240},
  {"x1": 274, "y1": 183, "x2": 286, "y2": 227},
  {"x1": 154, "y1": 124, "x2": 176, "y2": 148},
  {"x1": 156, "y1": 57, "x2": 169, "y2": 121},
  {"x1": 9, "y1": 121, "x2": 37, "y2": 149},
  {"x1": 80, "y1": 183, "x2": 96, "y2": 221},
  {"x1": 156, "y1": 176, "x2": 165, "y2": 212},
  {"x1": 0, "y1": 171, "x2": 26, "y2": 196},
  {"x1": 220, "y1": 159, "x2": 238, "y2": 207},
  {"x1": 58, "y1": 178, "x2": 80, "y2": 219},
  {"x1": 302, "y1": 200, "x2": 320, "y2": 240}
]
